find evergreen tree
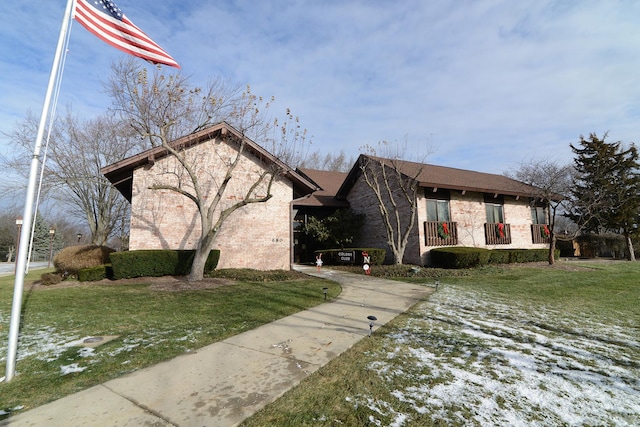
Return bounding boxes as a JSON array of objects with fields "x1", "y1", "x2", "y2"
[
  {"x1": 304, "y1": 209, "x2": 365, "y2": 249},
  {"x1": 568, "y1": 133, "x2": 640, "y2": 260},
  {"x1": 30, "y1": 213, "x2": 53, "y2": 262}
]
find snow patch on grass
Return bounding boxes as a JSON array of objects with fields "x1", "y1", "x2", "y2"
[
  {"x1": 356, "y1": 285, "x2": 640, "y2": 426},
  {"x1": 60, "y1": 364, "x2": 87, "y2": 375}
]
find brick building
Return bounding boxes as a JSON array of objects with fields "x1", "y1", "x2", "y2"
[
  {"x1": 103, "y1": 128, "x2": 552, "y2": 269},
  {"x1": 101, "y1": 122, "x2": 317, "y2": 270},
  {"x1": 335, "y1": 155, "x2": 552, "y2": 265}
]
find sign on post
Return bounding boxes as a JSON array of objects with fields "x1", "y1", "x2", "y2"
[{"x1": 337, "y1": 250, "x2": 355, "y2": 263}]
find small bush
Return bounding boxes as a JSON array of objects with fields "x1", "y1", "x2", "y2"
[
  {"x1": 110, "y1": 249, "x2": 220, "y2": 279},
  {"x1": 488, "y1": 249, "x2": 511, "y2": 264},
  {"x1": 40, "y1": 272, "x2": 64, "y2": 286},
  {"x1": 431, "y1": 247, "x2": 491, "y2": 268},
  {"x1": 53, "y1": 245, "x2": 115, "y2": 277},
  {"x1": 78, "y1": 265, "x2": 113, "y2": 282}
]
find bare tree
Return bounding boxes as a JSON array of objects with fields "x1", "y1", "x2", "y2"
[
  {"x1": 1, "y1": 110, "x2": 138, "y2": 246},
  {"x1": 508, "y1": 159, "x2": 572, "y2": 265},
  {"x1": 356, "y1": 141, "x2": 430, "y2": 264},
  {"x1": 0, "y1": 209, "x2": 22, "y2": 262},
  {"x1": 105, "y1": 60, "x2": 311, "y2": 280},
  {"x1": 300, "y1": 150, "x2": 355, "y2": 172}
]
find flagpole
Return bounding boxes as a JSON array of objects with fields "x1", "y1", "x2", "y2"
[{"x1": 4, "y1": 0, "x2": 76, "y2": 383}]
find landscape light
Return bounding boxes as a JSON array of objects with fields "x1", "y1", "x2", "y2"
[{"x1": 367, "y1": 315, "x2": 377, "y2": 336}]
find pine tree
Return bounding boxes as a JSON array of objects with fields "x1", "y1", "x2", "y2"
[
  {"x1": 568, "y1": 133, "x2": 640, "y2": 259},
  {"x1": 30, "y1": 213, "x2": 53, "y2": 262}
]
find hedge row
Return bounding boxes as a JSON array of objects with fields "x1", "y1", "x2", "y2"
[
  {"x1": 78, "y1": 264, "x2": 113, "y2": 282},
  {"x1": 430, "y1": 247, "x2": 559, "y2": 269},
  {"x1": 314, "y1": 248, "x2": 386, "y2": 266},
  {"x1": 109, "y1": 249, "x2": 220, "y2": 279}
]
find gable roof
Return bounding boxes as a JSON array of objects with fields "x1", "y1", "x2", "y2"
[
  {"x1": 101, "y1": 122, "x2": 318, "y2": 202},
  {"x1": 336, "y1": 154, "x2": 552, "y2": 200},
  {"x1": 294, "y1": 168, "x2": 350, "y2": 208}
]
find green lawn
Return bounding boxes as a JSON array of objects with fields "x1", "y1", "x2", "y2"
[
  {"x1": 0, "y1": 269, "x2": 340, "y2": 418},
  {"x1": 241, "y1": 261, "x2": 640, "y2": 426}
]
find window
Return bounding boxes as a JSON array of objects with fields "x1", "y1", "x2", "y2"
[
  {"x1": 486, "y1": 203, "x2": 504, "y2": 223},
  {"x1": 426, "y1": 199, "x2": 450, "y2": 221},
  {"x1": 531, "y1": 206, "x2": 547, "y2": 224},
  {"x1": 426, "y1": 189, "x2": 450, "y2": 222},
  {"x1": 484, "y1": 194, "x2": 504, "y2": 223}
]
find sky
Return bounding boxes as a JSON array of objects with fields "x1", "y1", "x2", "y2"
[{"x1": 2, "y1": 0, "x2": 640, "y2": 182}]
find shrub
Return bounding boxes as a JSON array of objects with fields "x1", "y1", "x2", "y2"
[
  {"x1": 488, "y1": 249, "x2": 511, "y2": 264},
  {"x1": 40, "y1": 272, "x2": 64, "y2": 286},
  {"x1": 109, "y1": 249, "x2": 220, "y2": 279},
  {"x1": 53, "y1": 245, "x2": 115, "y2": 277},
  {"x1": 431, "y1": 247, "x2": 491, "y2": 268},
  {"x1": 78, "y1": 265, "x2": 113, "y2": 282},
  {"x1": 303, "y1": 209, "x2": 365, "y2": 249}
]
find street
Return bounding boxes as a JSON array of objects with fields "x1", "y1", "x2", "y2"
[{"x1": 0, "y1": 261, "x2": 49, "y2": 277}]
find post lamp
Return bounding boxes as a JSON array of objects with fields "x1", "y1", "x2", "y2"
[
  {"x1": 322, "y1": 287, "x2": 328, "y2": 300},
  {"x1": 367, "y1": 315, "x2": 377, "y2": 336},
  {"x1": 14, "y1": 217, "x2": 23, "y2": 275},
  {"x1": 48, "y1": 228, "x2": 56, "y2": 268},
  {"x1": 76, "y1": 233, "x2": 82, "y2": 243}
]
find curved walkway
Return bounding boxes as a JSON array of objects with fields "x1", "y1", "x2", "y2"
[{"x1": 1, "y1": 266, "x2": 434, "y2": 427}]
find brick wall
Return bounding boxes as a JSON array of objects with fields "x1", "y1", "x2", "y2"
[
  {"x1": 346, "y1": 169, "x2": 547, "y2": 266},
  {"x1": 346, "y1": 165, "x2": 421, "y2": 265},
  {"x1": 129, "y1": 136, "x2": 293, "y2": 270},
  {"x1": 420, "y1": 191, "x2": 547, "y2": 264}
]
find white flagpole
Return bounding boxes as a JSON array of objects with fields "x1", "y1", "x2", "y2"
[{"x1": 4, "y1": 0, "x2": 76, "y2": 383}]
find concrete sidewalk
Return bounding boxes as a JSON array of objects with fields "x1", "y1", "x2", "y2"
[{"x1": 1, "y1": 266, "x2": 434, "y2": 427}]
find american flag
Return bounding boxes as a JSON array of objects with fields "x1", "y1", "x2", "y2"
[{"x1": 73, "y1": 0, "x2": 179, "y2": 68}]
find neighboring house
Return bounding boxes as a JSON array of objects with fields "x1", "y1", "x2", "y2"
[
  {"x1": 335, "y1": 155, "x2": 552, "y2": 265},
  {"x1": 101, "y1": 122, "x2": 317, "y2": 270}
]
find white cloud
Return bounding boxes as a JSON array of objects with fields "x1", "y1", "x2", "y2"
[{"x1": 1, "y1": 0, "x2": 639, "y2": 177}]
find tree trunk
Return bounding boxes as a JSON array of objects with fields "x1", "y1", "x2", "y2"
[
  {"x1": 548, "y1": 234, "x2": 556, "y2": 265},
  {"x1": 188, "y1": 245, "x2": 209, "y2": 281},
  {"x1": 392, "y1": 248, "x2": 403, "y2": 264},
  {"x1": 625, "y1": 232, "x2": 636, "y2": 261},
  {"x1": 188, "y1": 228, "x2": 215, "y2": 281}
]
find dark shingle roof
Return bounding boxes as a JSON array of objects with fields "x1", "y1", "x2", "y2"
[
  {"x1": 294, "y1": 168, "x2": 350, "y2": 207},
  {"x1": 337, "y1": 154, "x2": 550, "y2": 200}
]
